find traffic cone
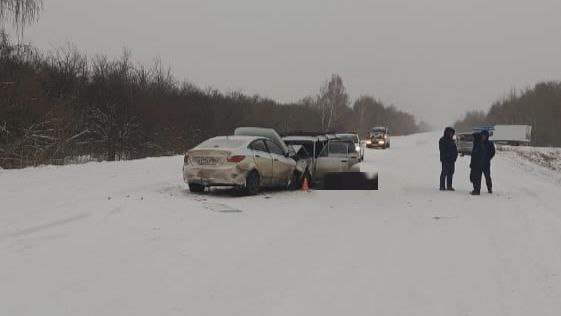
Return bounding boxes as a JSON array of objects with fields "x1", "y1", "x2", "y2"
[{"x1": 302, "y1": 176, "x2": 310, "y2": 192}]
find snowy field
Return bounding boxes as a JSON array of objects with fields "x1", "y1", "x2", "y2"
[
  {"x1": 1, "y1": 132, "x2": 561, "y2": 315},
  {"x1": 499, "y1": 145, "x2": 561, "y2": 179}
]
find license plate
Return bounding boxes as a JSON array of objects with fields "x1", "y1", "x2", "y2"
[{"x1": 195, "y1": 157, "x2": 219, "y2": 165}]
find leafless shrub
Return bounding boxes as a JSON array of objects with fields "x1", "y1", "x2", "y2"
[
  {"x1": 455, "y1": 82, "x2": 561, "y2": 146},
  {"x1": 0, "y1": 34, "x2": 422, "y2": 169}
]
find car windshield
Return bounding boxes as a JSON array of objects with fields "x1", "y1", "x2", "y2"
[
  {"x1": 197, "y1": 138, "x2": 246, "y2": 149},
  {"x1": 459, "y1": 134, "x2": 474, "y2": 141},
  {"x1": 329, "y1": 142, "x2": 349, "y2": 155},
  {"x1": 371, "y1": 128, "x2": 386, "y2": 133},
  {"x1": 336, "y1": 134, "x2": 359, "y2": 143}
]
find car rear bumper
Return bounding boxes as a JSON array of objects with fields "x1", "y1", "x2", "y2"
[{"x1": 183, "y1": 165, "x2": 248, "y2": 187}]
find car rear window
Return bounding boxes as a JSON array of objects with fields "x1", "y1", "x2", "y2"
[
  {"x1": 197, "y1": 138, "x2": 246, "y2": 149},
  {"x1": 249, "y1": 140, "x2": 268, "y2": 152}
]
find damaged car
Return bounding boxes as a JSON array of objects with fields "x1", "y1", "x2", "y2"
[
  {"x1": 183, "y1": 135, "x2": 301, "y2": 195},
  {"x1": 283, "y1": 132, "x2": 361, "y2": 186},
  {"x1": 184, "y1": 127, "x2": 310, "y2": 195}
]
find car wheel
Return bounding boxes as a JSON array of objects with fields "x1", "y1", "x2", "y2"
[
  {"x1": 188, "y1": 183, "x2": 205, "y2": 193},
  {"x1": 244, "y1": 170, "x2": 260, "y2": 195}
]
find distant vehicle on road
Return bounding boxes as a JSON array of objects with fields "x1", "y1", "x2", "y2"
[
  {"x1": 336, "y1": 132, "x2": 365, "y2": 161},
  {"x1": 366, "y1": 127, "x2": 390, "y2": 149},
  {"x1": 456, "y1": 132, "x2": 474, "y2": 156},
  {"x1": 491, "y1": 125, "x2": 532, "y2": 146}
]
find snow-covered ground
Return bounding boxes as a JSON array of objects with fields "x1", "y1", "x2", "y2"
[
  {"x1": 498, "y1": 145, "x2": 561, "y2": 183},
  {"x1": 1, "y1": 132, "x2": 561, "y2": 315}
]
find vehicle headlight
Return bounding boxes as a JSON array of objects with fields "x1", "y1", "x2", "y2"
[
  {"x1": 378, "y1": 140, "x2": 385, "y2": 145},
  {"x1": 355, "y1": 145, "x2": 361, "y2": 152},
  {"x1": 366, "y1": 140, "x2": 372, "y2": 145}
]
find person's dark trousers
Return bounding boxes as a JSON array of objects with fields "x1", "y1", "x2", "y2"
[
  {"x1": 470, "y1": 168, "x2": 482, "y2": 193},
  {"x1": 440, "y1": 162, "x2": 455, "y2": 189},
  {"x1": 482, "y1": 165, "x2": 492, "y2": 191}
]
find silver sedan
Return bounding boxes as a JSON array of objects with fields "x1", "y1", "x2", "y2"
[{"x1": 183, "y1": 136, "x2": 297, "y2": 195}]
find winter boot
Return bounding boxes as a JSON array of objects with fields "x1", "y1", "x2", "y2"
[{"x1": 470, "y1": 191, "x2": 480, "y2": 196}]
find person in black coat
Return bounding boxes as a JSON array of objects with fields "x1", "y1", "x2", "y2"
[
  {"x1": 439, "y1": 127, "x2": 458, "y2": 191},
  {"x1": 470, "y1": 130, "x2": 495, "y2": 195}
]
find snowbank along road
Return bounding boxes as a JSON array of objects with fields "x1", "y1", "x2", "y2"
[{"x1": 1, "y1": 132, "x2": 561, "y2": 315}]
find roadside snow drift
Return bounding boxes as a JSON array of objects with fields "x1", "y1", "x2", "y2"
[{"x1": 1, "y1": 132, "x2": 561, "y2": 315}]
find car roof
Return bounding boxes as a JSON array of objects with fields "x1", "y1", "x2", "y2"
[
  {"x1": 201, "y1": 135, "x2": 262, "y2": 145},
  {"x1": 215, "y1": 135, "x2": 261, "y2": 141},
  {"x1": 283, "y1": 135, "x2": 326, "y2": 141},
  {"x1": 234, "y1": 127, "x2": 289, "y2": 154}
]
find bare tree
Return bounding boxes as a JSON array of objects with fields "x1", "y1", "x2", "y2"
[
  {"x1": 0, "y1": 0, "x2": 42, "y2": 32},
  {"x1": 0, "y1": 34, "x2": 423, "y2": 169},
  {"x1": 316, "y1": 74, "x2": 349, "y2": 131}
]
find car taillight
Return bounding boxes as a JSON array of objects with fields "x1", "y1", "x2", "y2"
[{"x1": 227, "y1": 155, "x2": 246, "y2": 163}]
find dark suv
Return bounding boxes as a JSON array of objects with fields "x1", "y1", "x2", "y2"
[{"x1": 366, "y1": 127, "x2": 390, "y2": 149}]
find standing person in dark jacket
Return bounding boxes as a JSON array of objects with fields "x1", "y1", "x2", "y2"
[
  {"x1": 470, "y1": 131, "x2": 495, "y2": 195},
  {"x1": 470, "y1": 133, "x2": 484, "y2": 195},
  {"x1": 480, "y1": 130, "x2": 495, "y2": 193},
  {"x1": 439, "y1": 127, "x2": 458, "y2": 191}
]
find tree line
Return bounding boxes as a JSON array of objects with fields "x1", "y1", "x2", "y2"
[
  {"x1": 454, "y1": 82, "x2": 561, "y2": 147},
  {"x1": 0, "y1": 33, "x2": 424, "y2": 168}
]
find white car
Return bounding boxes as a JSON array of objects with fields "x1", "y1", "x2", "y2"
[
  {"x1": 283, "y1": 133, "x2": 361, "y2": 185},
  {"x1": 336, "y1": 133, "x2": 365, "y2": 161},
  {"x1": 313, "y1": 139, "x2": 361, "y2": 181},
  {"x1": 183, "y1": 136, "x2": 298, "y2": 195}
]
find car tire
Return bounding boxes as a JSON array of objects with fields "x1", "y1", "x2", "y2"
[
  {"x1": 188, "y1": 183, "x2": 205, "y2": 193},
  {"x1": 244, "y1": 170, "x2": 260, "y2": 195}
]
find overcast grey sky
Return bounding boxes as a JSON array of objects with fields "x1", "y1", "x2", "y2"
[{"x1": 11, "y1": 0, "x2": 561, "y2": 126}]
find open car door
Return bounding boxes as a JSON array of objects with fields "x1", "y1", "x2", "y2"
[{"x1": 315, "y1": 140, "x2": 352, "y2": 180}]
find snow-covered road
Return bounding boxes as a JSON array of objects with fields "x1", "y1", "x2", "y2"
[{"x1": 1, "y1": 132, "x2": 561, "y2": 315}]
